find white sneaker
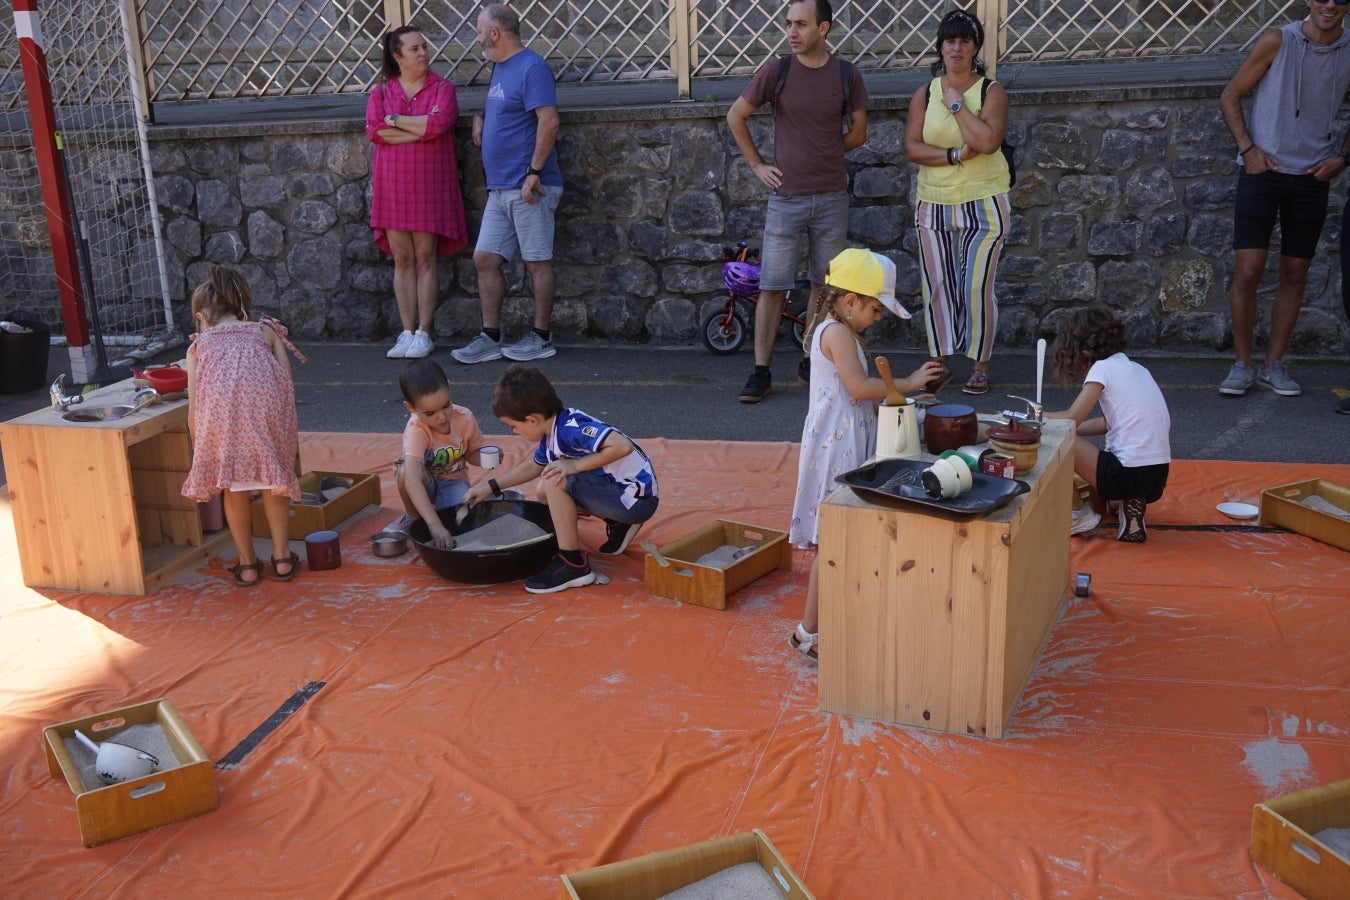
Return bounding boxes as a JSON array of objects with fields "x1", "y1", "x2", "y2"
[
  {"x1": 502, "y1": 331, "x2": 556, "y2": 361},
  {"x1": 405, "y1": 329, "x2": 433, "y2": 359},
  {"x1": 386, "y1": 330, "x2": 414, "y2": 359},
  {"x1": 451, "y1": 332, "x2": 503, "y2": 364},
  {"x1": 1070, "y1": 502, "x2": 1101, "y2": 536}
]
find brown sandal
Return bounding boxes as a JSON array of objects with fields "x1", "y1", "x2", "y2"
[
  {"x1": 230, "y1": 559, "x2": 263, "y2": 587},
  {"x1": 962, "y1": 369, "x2": 991, "y2": 395},
  {"x1": 271, "y1": 552, "x2": 300, "y2": 581}
]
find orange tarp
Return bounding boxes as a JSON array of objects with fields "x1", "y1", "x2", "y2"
[{"x1": 2, "y1": 434, "x2": 1346, "y2": 897}]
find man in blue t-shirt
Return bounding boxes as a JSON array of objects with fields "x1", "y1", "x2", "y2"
[{"x1": 453, "y1": 4, "x2": 564, "y2": 366}]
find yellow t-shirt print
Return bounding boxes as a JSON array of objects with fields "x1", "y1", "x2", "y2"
[{"x1": 426, "y1": 445, "x2": 464, "y2": 480}]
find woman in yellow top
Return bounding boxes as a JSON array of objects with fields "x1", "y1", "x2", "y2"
[{"x1": 903, "y1": 8, "x2": 1011, "y2": 395}]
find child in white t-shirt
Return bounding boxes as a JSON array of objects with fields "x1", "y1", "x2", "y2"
[{"x1": 1045, "y1": 308, "x2": 1171, "y2": 542}]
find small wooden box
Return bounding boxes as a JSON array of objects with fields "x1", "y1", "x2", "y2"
[
  {"x1": 644, "y1": 520, "x2": 792, "y2": 610},
  {"x1": 250, "y1": 470, "x2": 381, "y2": 537},
  {"x1": 1259, "y1": 479, "x2": 1350, "y2": 553},
  {"x1": 560, "y1": 829, "x2": 813, "y2": 900},
  {"x1": 1251, "y1": 778, "x2": 1350, "y2": 900},
  {"x1": 42, "y1": 698, "x2": 218, "y2": 847}
]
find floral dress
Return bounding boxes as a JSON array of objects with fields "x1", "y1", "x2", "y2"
[
  {"x1": 180, "y1": 319, "x2": 305, "y2": 502},
  {"x1": 789, "y1": 318, "x2": 876, "y2": 546}
]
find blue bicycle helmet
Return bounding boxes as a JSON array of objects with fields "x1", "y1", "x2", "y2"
[{"x1": 722, "y1": 261, "x2": 760, "y2": 296}]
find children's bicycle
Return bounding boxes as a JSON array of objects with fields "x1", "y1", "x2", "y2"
[{"x1": 701, "y1": 245, "x2": 811, "y2": 355}]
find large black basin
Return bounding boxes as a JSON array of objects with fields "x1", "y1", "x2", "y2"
[{"x1": 409, "y1": 499, "x2": 557, "y2": 584}]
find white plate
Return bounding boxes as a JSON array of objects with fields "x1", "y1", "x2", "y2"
[{"x1": 1217, "y1": 502, "x2": 1259, "y2": 519}]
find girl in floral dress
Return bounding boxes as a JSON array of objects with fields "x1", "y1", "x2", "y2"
[
  {"x1": 788, "y1": 249, "x2": 941, "y2": 659},
  {"x1": 181, "y1": 265, "x2": 307, "y2": 586}
]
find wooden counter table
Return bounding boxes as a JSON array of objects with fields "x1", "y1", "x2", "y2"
[
  {"x1": 817, "y1": 418, "x2": 1074, "y2": 738},
  {"x1": 0, "y1": 381, "x2": 233, "y2": 595}
]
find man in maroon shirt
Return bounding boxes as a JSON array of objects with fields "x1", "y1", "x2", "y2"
[{"x1": 726, "y1": 0, "x2": 869, "y2": 402}]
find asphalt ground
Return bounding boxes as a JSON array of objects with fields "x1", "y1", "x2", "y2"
[{"x1": 3, "y1": 339, "x2": 1347, "y2": 487}]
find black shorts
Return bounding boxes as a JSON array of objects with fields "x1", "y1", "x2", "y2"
[
  {"x1": 1233, "y1": 170, "x2": 1330, "y2": 259},
  {"x1": 1096, "y1": 451, "x2": 1168, "y2": 504}
]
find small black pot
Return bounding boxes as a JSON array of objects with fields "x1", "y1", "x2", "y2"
[{"x1": 409, "y1": 499, "x2": 557, "y2": 584}]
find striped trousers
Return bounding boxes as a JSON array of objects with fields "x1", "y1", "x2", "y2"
[{"x1": 915, "y1": 193, "x2": 1010, "y2": 362}]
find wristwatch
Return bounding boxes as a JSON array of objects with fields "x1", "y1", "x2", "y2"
[
  {"x1": 949, "y1": 100, "x2": 963, "y2": 114},
  {"x1": 387, "y1": 114, "x2": 398, "y2": 125},
  {"x1": 526, "y1": 165, "x2": 543, "y2": 177}
]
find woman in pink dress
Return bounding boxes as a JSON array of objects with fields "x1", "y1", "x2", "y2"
[
  {"x1": 366, "y1": 25, "x2": 468, "y2": 360},
  {"x1": 181, "y1": 265, "x2": 307, "y2": 586}
]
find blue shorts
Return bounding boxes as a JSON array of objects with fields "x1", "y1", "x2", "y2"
[
  {"x1": 475, "y1": 185, "x2": 562, "y2": 262},
  {"x1": 566, "y1": 469, "x2": 659, "y2": 525},
  {"x1": 1233, "y1": 170, "x2": 1329, "y2": 259},
  {"x1": 398, "y1": 458, "x2": 469, "y2": 510},
  {"x1": 758, "y1": 191, "x2": 849, "y2": 291}
]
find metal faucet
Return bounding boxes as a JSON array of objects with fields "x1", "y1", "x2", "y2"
[
  {"x1": 49, "y1": 375, "x2": 83, "y2": 410},
  {"x1": 1001, "y1": 394, "x2": 1043, "y2": 425}
]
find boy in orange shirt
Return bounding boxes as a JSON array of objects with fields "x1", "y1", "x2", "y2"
[{"x1": 393, "y1": 359, "x2": 491, "y2": 548}]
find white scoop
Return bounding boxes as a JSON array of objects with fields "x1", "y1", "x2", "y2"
[{"x1": 75, "y1": 729, "x2": 160, "y2": 785}]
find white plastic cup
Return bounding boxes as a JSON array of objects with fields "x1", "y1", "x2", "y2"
[{"x1": 479, "y1": 445, "x2": 501, "y2": 469}]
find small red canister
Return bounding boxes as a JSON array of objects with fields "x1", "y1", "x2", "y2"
[
  {"x1": 982, "y1": 452, "x2": 1016, "y2": 479},
  {"x1": 305, "y1": 530, "x2": 341, "y2": 571}
]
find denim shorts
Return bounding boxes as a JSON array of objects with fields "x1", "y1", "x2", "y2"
[
  {"x1": 566, "y1": 469, "x2": 658, "y2": 525},
  {"x1": 759, "y1": 191, "x2": 849, "y2": 291},
  {"x1": 397, "y1": 458, "x2": 469, "y2": 510},
  {"x1": 475, "y1": 185, "x2": 562, "y2": 262},
  {"x1": 1233, "y1": 170, "x2": 1329, "y2": 259}
]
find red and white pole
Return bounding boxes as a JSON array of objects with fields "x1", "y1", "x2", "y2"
[{"x1": 12, "y1": 0, "x2": 95, "y2": 382}]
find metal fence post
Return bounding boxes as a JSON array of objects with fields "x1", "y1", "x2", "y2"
[{"x1": 670, "y1": 0, "x2": 691, "y2": 99}]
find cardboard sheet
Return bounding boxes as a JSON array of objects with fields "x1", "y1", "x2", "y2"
[{"x1": 1, "y1": 435, "x2": 1345, "y2": 896}]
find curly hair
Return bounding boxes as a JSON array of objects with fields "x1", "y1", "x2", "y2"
[{"x1": 1050, "y1": 307, "x2": 1128, "y2": 385}]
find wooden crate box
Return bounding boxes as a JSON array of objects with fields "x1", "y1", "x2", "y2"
[
  {"x1": 1251, "y1": 778, "x2": 1350, "y2": 900},
  {"x1": 1259, "y1": 478, "x2": 1350, "y2": 553},
  {"x1": 561, "y1": 829, "x2": 813, "y2": 900},
  {"x1": 250, "y1": 470, "x2": 381, "y2": 537},
  {"x1": 42, "y1": 698, "x2": 218, "y2": 847},
  {"x1": 644, "y1": 520, "x2": 792, "y2": 610}
]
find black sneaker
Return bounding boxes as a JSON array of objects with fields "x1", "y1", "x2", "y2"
[
  {"x1": 1116, "y1": 498, "x2": 1148, "y2": 543},
  {"x1": 524, "y1": 554, "x2": 596, "y2": 594},
  {"x1": 796, "y1": 357, "x2": 811, "y2": 387},
  {"x1": 739, "y1": 369, "x2": 772, "y2": 403},
  {"x1": 598, "y1": 519, "x2": 642, "y2": 556}
]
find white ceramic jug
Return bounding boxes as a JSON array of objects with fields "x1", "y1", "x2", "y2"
[{"x1": 875, "y1": 399, "x2": 922, "y2": 459}]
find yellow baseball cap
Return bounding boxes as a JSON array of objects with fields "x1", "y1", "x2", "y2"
[{"x1": 824, "y1": 248, "x2": 910, "y2": 319}]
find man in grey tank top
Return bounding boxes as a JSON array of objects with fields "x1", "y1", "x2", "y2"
[{"x1": 1219, "y1": 1, "x2": 1350, "y2": 398}]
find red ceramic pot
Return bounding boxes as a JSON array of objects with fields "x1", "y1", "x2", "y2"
[{"x1": 923, "y1": 404, "x2": 978, "y2": 453}]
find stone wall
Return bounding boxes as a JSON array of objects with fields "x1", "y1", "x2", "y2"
[{"x1": 138, "y1": 85, "x2": 1350, "y2": 355}]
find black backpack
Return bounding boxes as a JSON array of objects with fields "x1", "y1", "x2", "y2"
[
  {"x1": 927, "y1": 76, "x2": 1017, "y2": 186},
  {"x1": 772, "y1": 55, "x2": 855, "y2": 128}
]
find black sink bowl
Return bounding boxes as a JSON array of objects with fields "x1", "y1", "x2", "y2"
[{"x1": 409, "y1": 499, "x2": 557, "y2": 584}]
